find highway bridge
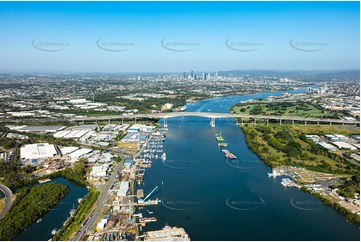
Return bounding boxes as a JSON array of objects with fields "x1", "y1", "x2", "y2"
[{"x1": 70, "y1": 112, "x2": 359, "y2": 127}]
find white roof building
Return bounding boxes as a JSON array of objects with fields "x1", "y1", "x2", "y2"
[
  {"x1": 332, "y1": 142, "x2": 357, "y2": 150},
  {"x1": 20, "y1": 143, "x2": 58, "y2": 160},
  {"x1": 67, "y1": 99, "x2": 90, "y2": 104},
  {"x1": 90, "y1": 164, "x2": 110, "y2": 178},
  {"x1": 68, "y1": 148, "x2": 93, "y2": 160},
  {"x1": 60, "y1": 146, "x2": 79, "y2": 155},
  {"x1": 117, "y1": 181, "x2": 129, "y2": 197},
  {"x1": 317, "y1": 142, "x2": 337, "y2": 151}
]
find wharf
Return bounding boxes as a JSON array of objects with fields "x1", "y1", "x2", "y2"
[
  {"x1": 137, "y1": 189, "x2": 144, "y2": 198},
  {"x1": 138, "y1": 199, "x2": 160, "y2": 206},
  {"x1": 144, "y1": 226, "x2": 190, "y2": 241},
  {"x1": 222, "y1": 149, "x2": 237, "y2": 159}
]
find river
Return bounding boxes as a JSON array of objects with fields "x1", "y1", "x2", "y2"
[
  {"x1": 139, "y1": 89, "x2": 360, "y2": 241},
  {"x1": 14, "y1": 177, "x2": 88, "y2": 241}
]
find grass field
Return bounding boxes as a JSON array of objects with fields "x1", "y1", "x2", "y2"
[
  {"x1": 241, "y1": 124, "x2": 359, "y2": 175},
  {"x1": 232, "y1": 102, "x2": 344, "y2": 118},
  {"x1": 117, "y1": 142, "x2": 139, "y2": 155}
]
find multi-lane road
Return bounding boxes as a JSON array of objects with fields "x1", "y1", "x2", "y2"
[
  {"x1": 70, "y1": 112, "x2": 360, "y2": 125},
  {"x1": 0, "y1": 184, "x2": 13, "y2": 219},
  {"x1": 73, "y1": 160, "x2": 123, "y2": 241}
]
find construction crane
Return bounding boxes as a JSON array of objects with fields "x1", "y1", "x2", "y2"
[{"x1": 138, "y1": 186, "x2": 158, "y2": 204}]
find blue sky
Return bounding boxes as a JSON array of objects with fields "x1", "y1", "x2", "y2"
[{"x1": 0, "y1": 1, "x2": 359, "y2": 73}]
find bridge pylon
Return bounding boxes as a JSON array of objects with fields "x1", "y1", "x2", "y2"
[
  {"x1": 210, "y1": 117, "x2": 215, "y2": 127},
  {"x1": 163, "y1": 117, "x2": 168, "y2": 129}
]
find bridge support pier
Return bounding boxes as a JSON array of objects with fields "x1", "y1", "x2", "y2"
[
  {"x1": 254, "y1": 118, "x2": 256, "y2": 125},
  {"x1": 210, "y1": 117, "x2": 215, "y2": 127},
  {"x1": 304, "y1": 120, "x2": 307, "y2": 125},
  {"x1": 317, "y1": 121, "x2": 319, "y2": 125},
  {"x1": 279, "y1": 119, "x2": 282, "y2": 125},
  {"x1": 292, "y1": 120, "x2": 294, "y2": 126},
  {"x1": 164, "y1": 117, "x2": 168, "y2": 129},
  {"x1": 266, "y1": 119, "x2": 269, "y2": 125}
]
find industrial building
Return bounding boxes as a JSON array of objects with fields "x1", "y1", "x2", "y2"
[
  {"x1": 117, "y1": 181, "x2": 129, "y2": 197},
  {"x1": 89, "y1": 164, "x2": 110, "y2": 179},
  {"x1": 317, "y1": 142, "x2": 337, "y2": 151},
  {"x1": 331, "y1": 142, "x2": 357, "y2": 151},
  {"x1": 15, "y1": 125, "x2": 66, "y2": 133},
  {"x1": 20, "y1": 143, "x2": 58, "y2": 164}
]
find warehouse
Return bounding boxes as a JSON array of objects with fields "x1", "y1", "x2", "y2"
[
  {"x1": 332, "y1": 142, "x2": 357, "y2": 151},
  {"x1": 117, "y1": 181, "x2": 129, "y2": 197},
  {"x1": 89, "y1": 164, "x2": 110, "y2": 179},
  {"x1": 20, "y1": 143, "x2": 58, "y2": 162},
  {"x1": 17, "y1": 125, "x2": 66, "y2": 133},
  {"x1": 317, "y1": 142, "x2": 337, "y2": 151}
]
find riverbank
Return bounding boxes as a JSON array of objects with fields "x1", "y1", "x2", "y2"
[
  {"x1": 13, "y1": 177, "x2": 88, "y2": 241},
  {"x1": 0, "y1": 183, "x2": 69, "y2": 240},
  {"x1": 51, "y1": 187, "x2": 99, "y2": 240},
  {"x1": 241, "y1": 123, "x2": 360, "y2": 223}
]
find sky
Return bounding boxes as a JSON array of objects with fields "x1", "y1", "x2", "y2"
[{"x1": 0, "y1": 1, "x2": 359, "y2": 73}]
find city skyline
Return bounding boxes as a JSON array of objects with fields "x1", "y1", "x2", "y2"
[{"x1": 0, "y1": 1, "x2": 359, "y2": 73}]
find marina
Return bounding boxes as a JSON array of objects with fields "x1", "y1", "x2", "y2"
[{"x1": 141, "y1": 89, "x2": 359, "y2": 241}]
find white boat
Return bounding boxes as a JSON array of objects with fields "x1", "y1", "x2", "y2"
[
  {"x1": 161, "y1": 152, "x2": 166, "y2": 161},
  {"x1": 281, "y1": 178, "x2": 293, "y2": 187},
  {"x1": 78, "y1": 198, "x2": 82, "y2": 204},
  {"x1": 36, "y1": 218, "x2": 42, "y2": 223},
  {"x1": 51, "y1": 228, "x2": 58, "y2": 235}
]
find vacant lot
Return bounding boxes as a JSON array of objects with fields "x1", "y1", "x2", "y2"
[{"x1": 232, "y1": 102, "x2": 344, "y2": 118}]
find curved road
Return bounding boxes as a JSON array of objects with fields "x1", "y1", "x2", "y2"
[{"x1": 0, "y1": 184, "x2": 13, "y2": 219}]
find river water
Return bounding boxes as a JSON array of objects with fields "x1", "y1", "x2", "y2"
[
  {"x1": 139, "y1": 89, "x2": 360, "y2": 241},
  {"x1": 14, "y1": 177, "x2": 88, "y2": 241}
]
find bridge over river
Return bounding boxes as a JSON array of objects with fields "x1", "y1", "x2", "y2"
[{"x1": 70, "y1": 112, "x2": 359, "y2": 127}]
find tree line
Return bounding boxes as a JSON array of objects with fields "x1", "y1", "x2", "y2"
[{"x1": 0, "y1": 183, "x2": 69, "y2": 241}]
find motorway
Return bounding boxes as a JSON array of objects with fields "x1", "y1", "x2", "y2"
[
  {"x1": 0, "y1": 184, "x2": 13, "y2": 219},
  {"x1": 70, "y1": 112, "x2": 360, "y2": 125},
  {"x1": 73, "y1": 160, "x2": 123, "y2": 241}
]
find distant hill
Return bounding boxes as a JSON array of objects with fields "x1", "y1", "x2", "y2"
[{"x1": 217, "y1": 69, "x2": 360, "y2": 79}]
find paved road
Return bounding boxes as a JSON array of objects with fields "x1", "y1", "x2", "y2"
[
  {"x1": 0, "y1": 184, "x2": 13, "y2": 219},
  {"x1": 73, "y1": 161, "x2": 123, "y2": 241},
  {"x1": 70, "y1": 112, "x2": 360, "y2": 125}
]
